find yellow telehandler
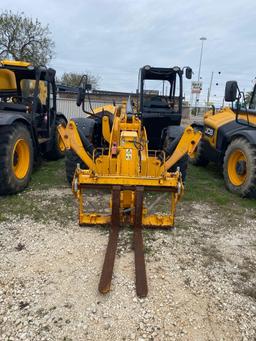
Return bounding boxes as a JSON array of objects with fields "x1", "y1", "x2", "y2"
[{"x1": 58, "y1": 66, "x2": 201, "y2": 297}]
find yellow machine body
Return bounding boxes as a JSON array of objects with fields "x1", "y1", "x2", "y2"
[
  {"x1": 202, "y1": 107, "x2": 256, "y2": 149},
  {"x1": 58, "y1": 102, "x2": 201, "y2": 228}
]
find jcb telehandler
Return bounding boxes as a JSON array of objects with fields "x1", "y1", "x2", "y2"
[
  {"x1": 191, "y1": 81, "x2": 256, "y2": 197},
  {"x1": 0, "y1": 60, "x2": 67, "y2": 195},
  {"x1": 58, "y1": 65, "x2": 201, "y2": 297}
]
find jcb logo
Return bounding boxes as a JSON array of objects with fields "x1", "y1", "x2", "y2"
[{"x1": 204, "y1": 126, "x2": 214, "y2": 137}]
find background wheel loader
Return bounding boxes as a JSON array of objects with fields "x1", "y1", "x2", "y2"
[
  {"x1": 190, "y1": 81, "x2": 256, "y2": 198},
  {"x1": 0, "y1": 60, "x2": 67, "y2": 195},
  {"x1": 58, "y1": 65, "x2": 201, "y2": 297}
]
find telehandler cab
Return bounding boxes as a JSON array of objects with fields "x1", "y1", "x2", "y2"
[
  {"x1": 58, "y1": 65, "x2": 201, "y2": 297},
  {"x1": 191, "y1": 81, "x2": 256, "y2": 197},
  {"x1": 0, "y1": 60, "x2": 67, "y2": 194}
]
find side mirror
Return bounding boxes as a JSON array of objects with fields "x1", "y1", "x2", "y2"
[
  {"x1": 185, "y1": 67, "x2": 192, "y2": 79},
  {"x1": 76, "y1": 87, "x2": 85, "y2": 107},
  {"x1": 76, "y1": 74, "x2": 92, "y2": 107},
  {"x1": 225, "y1": 81, "x2": 238, "y2": 102}
]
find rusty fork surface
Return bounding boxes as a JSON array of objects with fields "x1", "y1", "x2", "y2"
[
  {"x1": 98, "y1": 186, "x2": 148, "y2": 297},
  {"x1": 133, "y1": 186, "x2": 148, "y2": 297},
  {"x1": 98, "y1": 186, "x2": 121, "y2": 294}
]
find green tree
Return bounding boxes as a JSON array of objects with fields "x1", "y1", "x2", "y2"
[
  {"x1": 58, "y1": 72, "x2": 100, "y2": 89},
  {"x1": 0, "y1": 10, "x2": 55, "y2": 65}
]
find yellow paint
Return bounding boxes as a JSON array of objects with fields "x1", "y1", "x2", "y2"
[
  {"x1": 58, "y1": 100, "x2": 201, "y2": 228},
  {"x1": 1, "y1": 60, "x2": 32, "y2": 67},
  {"x1": 102, "y1": 116, "x2": 111, "y2": 143},
  {"x1": 12, "y1": 139, "x2": 30, "y2": 179},
  {"x1": 57, "y1": 131, "x2": 66, "y2": 152},
  {"x1": 0, "y1": 69, "x2": 17, "y2": 90},
  {"x1": 203, "y1": 107, "x2": 256, "y2": 148},
  {"x1": 227, "y1": 149, "x2": 247, "y2": 186},
  {"x1": 58, "y1": 121, "x2": 96, "y2": 171},
  {"x1": 160, "y1": 126, "x2": 201, "y2": 172}
]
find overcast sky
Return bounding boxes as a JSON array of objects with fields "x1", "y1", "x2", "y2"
[{"x1": 2, "y1": 0, "x2": 256, "y2": 104}]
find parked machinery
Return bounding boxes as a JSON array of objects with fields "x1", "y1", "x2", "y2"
[
  {"x1": 58, "y1": 66, "x2": 201, "y2": 297},
  {"x1": 0, "y1": 60, "x2": 67, "y2": 194},
  {"x1": 191, "y1": 81, "x2": 256, "y2": 198}
]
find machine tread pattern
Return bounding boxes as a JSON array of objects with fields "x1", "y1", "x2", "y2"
[
  {"x1": 164, "y1": 126, "x2": 189, "y2": 181},
  {"x1": 65, "y1": 150, "x2": 87, "y2": 184},
  {"x1": 223, "y1": 137, "x2": 256, "y2": 198},
  {"x1": 189, "y1": 140, "x2": 209, "y2": 167}
]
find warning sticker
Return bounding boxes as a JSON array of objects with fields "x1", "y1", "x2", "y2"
[{"x1": 125, "y1": 148, "x2": 132, "y2": 160}]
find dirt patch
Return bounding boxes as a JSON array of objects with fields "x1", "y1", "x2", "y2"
[{"x1": 0, "y1": 194, "x2": 255, "y2": 340}]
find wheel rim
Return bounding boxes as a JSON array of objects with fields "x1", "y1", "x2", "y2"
[
  {"x1": 57, "y1": 132, "x2": 65, "y2": 152},
  {"x1": 12, "y1": 139, "x2": 30, "y2": 179},
  {"x1": 227, "y1": 149, "x2": 247, "y2": 186}
]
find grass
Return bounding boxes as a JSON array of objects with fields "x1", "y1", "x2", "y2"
[
  {"x1": 0, "y1": 159, "x2": 255, "y2": 224},
  {"x1": 0, "y1": 159, "x2": 76, "y2": 224},
  {"x1": 30, "y1": 158, "x2": 67, "y2": 189},
  {"x1": 185, "y1": 163, "x2": 256, "y2": 211}
]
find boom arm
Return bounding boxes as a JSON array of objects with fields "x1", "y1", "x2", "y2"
[
  {"x1": 161, "y1": 127, "x2": 201, "y2": 173},
  {"x1": 58, "y1": 121, "x2": 96, "y2": 171}
]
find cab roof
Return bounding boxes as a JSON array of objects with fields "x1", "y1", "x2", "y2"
[
  {"x1": 0, "y1": 60, "x2": 32, "y2": 68},
  {"x1": 140, "y1": 65, "x2": 181, "y2": 81},
  {"x1": 0, "y1": 59, "x2": 56, "y2": 82}
]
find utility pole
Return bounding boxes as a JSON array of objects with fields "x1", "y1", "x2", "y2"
[
  {"x1": 207, "y1": 71, "x2": 214, "y2": 105},
  {"x1": 198, "y1": 37, "x2": 207, "y2": 81},
  {"x1": 195, "y1": 37, "x2": 207, "y2": 114}
]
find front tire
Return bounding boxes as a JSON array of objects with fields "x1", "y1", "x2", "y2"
[
  {"x1": 223, "y1": 138, "x2": 256, "y2": 197},
  {"x1": 163, "y1": 126, "x2": 188, "y2": 181},
  {"x1": 189, "y1": 140, "x2": 209, "y2": 167},
  {"x1": 65, "y1": 150, "x2": 87, "y2": 184},
  {"x1": 170, "y1": 154, "x2": 188, "y2": 182},
  {"x1": 65, "y1": 117, "x2": 97, "y2": 184},
  {"x1": 0, "y1": 124, "x2": 34, "y2": 195}
]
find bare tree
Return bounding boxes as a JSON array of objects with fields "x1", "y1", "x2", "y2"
[
  {"x1": 245, "y1": 91, "x2": 252, "y2": 105},
  {"x1": 0, "y1": 10, "x2": 55, "y2": 65},
  {"x1": 58, "y1": 72, "x2": 100, "y2": 90}
]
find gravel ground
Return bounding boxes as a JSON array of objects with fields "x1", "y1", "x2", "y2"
[{"x1": 0, "y1": 187, "x2": 256, "y2": 341}]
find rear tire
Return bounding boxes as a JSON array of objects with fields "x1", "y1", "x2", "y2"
[
  {"x1": 189, "y1": 140, "x2": 209, "y2": 167},
  {"x1": 223, "y1": 138, "x2": 256, "y2": 197},
  {"x1": 65, "y1": 150, "x2": 87, "y2": 184},
  {"x1": 0, "y1": 123, "x2": 34, "y2": 195}
]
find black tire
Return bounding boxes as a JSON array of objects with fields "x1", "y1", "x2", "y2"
[
  {"x1": 65, "y1": 150, "x2": 87, "y2": 184},
  {"x1": 163, "y1": 126, "x2": 188, "y2": 181},
  {"x1": 170, "y1": 154, "x2": 188, "y2": 182},
  {"x1": 189, "y1": 140, "x2": 209, "y2": 167},
  {"x1": 44, "y1": 116, "x2": 67, "y2": 161},
  {"x1": 223, "y1": 138, "x2": 256, "y2": 198},
  {"x1": 65, "y1": 117, "x2": 97, "y2": 184},
  {"x1": 0, "y1": 123, "x2": 34, "y2": 195}
]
